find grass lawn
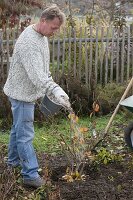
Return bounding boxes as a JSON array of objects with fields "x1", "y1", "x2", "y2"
[{"x1": 0, "y1": 111, "x2": 132, "y2": 153}]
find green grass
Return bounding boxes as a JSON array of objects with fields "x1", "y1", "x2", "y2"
[
  {"x1": 0, "y1": 111, "x2": 132, "y2": 153},
  {"x1": 0, "y1": 132, "x2": 9, "y2": 144}
]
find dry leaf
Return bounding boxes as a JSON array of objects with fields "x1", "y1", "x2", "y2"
[
  {"x1": 93, "y1": 102, "x2": 100, "y2": 112},
  {"x1": 68, "y1": 113, "x2": 79, "y2": 122},
  {"x1": 79, "y1": 127, "x2": 89, "y2": 133},
  {"x1": 60, "y1": 141, "x2": 65, "y2": 145},
  {"x1": 72, "y1": 135, "x2": 78, "y2": 141},
  {"x1": 62, "y1": 174, "x2": 74, "y2": 182},
  {"x1": 80, "y1": 138, "x2": 85, "y2": 144}
]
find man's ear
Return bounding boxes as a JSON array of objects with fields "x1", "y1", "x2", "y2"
[{"x1": 40, "y1": 18, "x2": 46, "y2": 23}]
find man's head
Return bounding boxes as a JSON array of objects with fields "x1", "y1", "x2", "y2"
[{"x1": 36, "y1": 5, "x2": 65, "y2": 37}]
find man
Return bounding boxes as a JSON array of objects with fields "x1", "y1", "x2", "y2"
[{"x1": 3, "y1": 5, "x2": 70, "y2": 188}]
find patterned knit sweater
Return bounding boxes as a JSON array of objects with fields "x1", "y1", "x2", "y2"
[{"x1": 3, "y1": 25, "x2": 58, "y2": 102}]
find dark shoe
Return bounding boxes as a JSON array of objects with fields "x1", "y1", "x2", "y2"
[{"x1": 23, "y1": 177, "x2": 45, "y2": 188}]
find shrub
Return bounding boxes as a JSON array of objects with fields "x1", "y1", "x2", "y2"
[{"x1": 94, "y1": 82, "x2": 126, "y2": 115}]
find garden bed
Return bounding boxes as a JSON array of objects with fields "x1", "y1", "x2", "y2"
[
  {"x1": 40, "y1": 152, "x2": 133, "y2": 200},
  {"x1": 0, "y1": 145, "x2": 133, "y2": 200},
  {"x1": 0, "y1": 114, "x2": 133, "y2": 199}
]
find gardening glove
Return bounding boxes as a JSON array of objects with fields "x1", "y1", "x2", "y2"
[{"x1": 52, "y1": 86, "x2": 71, "y2": 110}]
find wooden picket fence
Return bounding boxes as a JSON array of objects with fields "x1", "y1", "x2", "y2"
[{"x1": 0, "y1": 25, "x2": 133, "y2": 88}]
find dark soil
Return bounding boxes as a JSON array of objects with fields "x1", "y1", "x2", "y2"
[
  {"x1": 0, "y1": 144, "x2": 133, "y2": 200},
  {"x1": 40, "y1": 153, "x2": 133, "y2": 200}
]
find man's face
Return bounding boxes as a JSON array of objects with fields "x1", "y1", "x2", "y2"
[{"x1": 40, "y1": 17, "x2": 61, "y2": 37}]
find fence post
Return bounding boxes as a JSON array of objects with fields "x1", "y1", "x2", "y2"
[
  {"x1": 62, "y1": 27, "x2": 66, "y2": 75},
  {"x1": 85, "y1": 27, "x2": 88, "y2": 85},
  {"x1": 78, "y1": 26, "x2": 82, "y2": 80},
  {"x1": 116, "y1": 27, "x2": 120, "y2": 83},
  {"x1": 127, "y1": 26, "x2": 130, "y2": 81},
  {"x1": 100, "y1": 27, "x2": 104, "y2": 84},
  {"x1": 121, "y1": 27, "x2": 125, "y2": 83},
  {"x1": 73, "y1": 27, "x2": 77, "y2": 78},
  {"x1": 94, "y1": 26, "x2": 99, "y2": 85},
  {"x1": 89, "y1": 25, "x2": 93, "y2": 88},
  {"x1": 110, "y1": 26, "x2": 115, "y2": 82},
  {"x1": 105, "y1": 26, "x2": 110, "y2": 84}
]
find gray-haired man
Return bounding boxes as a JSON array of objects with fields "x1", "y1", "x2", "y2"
[{"x1": 4, "y1": 5, "x2": 70, "y2": 188}]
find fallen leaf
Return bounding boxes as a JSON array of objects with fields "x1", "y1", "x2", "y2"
[
  {"x1": 68, "y1": 113, "x2": 79, "y2": 122},
  {"x1": 79, "y1": 127, "x2": 89, "y2": 133}
]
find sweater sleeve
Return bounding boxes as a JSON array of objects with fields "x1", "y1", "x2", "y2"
[{"x1": 19, "y1": 43, "x2": 59, "y2": 95}]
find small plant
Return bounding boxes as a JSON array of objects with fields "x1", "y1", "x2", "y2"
[
  {"x1": 59, "y1": 113, "x2": 88, "y2": 182},
  {"x1": 59, "y1": 103, "x2": 101, "y2": 182},
  {"x1": 95, "y1": 147, "x2": 123, "y2": 165}
]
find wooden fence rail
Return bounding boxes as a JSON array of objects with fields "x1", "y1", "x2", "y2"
[{"x1": 0, "y1": 25, "x2": 133, "y2": 88}]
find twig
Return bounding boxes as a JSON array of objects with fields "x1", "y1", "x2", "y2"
[{"x1": 59, "y1": 134, "x2": 75, "y2": 158}]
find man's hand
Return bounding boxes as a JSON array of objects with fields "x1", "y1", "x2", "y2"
[{"x1": 52, "y1": 87, "x2": 71, "y2": 109}]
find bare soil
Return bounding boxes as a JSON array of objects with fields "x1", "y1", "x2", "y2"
[
  {"x1": 1, "y1": 145, "x2": 133, "y2": 200},
  {"x1": 40, "y1": 153, "x2": 133, "y2": 200}
]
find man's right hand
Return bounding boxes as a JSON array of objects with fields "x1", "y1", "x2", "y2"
[{"x1": 52, "y1": 86, "x2": 71, "y2": 109}]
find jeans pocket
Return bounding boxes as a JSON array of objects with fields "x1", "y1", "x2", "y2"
[{"x1": 22, "y1": 102, "x2": 35, "y2": 122}]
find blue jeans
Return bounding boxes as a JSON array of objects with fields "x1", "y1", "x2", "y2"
[{"x1": 8, "y1": 98, "x2": 39, "y2": 180}]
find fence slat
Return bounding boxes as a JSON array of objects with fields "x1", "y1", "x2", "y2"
[
  {"x1": 73, "y1": 28, "x2": 77, "y2": 78},
  {"x1": 127, "y1": 26, "x2": 130, "y2": 81},
  {"x1": 121, "y1": 28, "x2": 125, "y2": 83},
  {"x1": 12, "y1": 29, "x2": 16, "y2": 48},
  {"x1": 78, "y1": 26, "x2": 82, "y2": 80},
  {"x1": 100, "y1": 27, "x2": 104, "y2": 83},
  {"x1": 116, "y1": 27, "x2": 120, "y2": 83},
  {"x1": 68, "y1": 27, "x2": 72, "y2": 73},
  {"x1": 85, "y1": 27, "x2": 88, "y2": 85},
  {"x1": 94, "y1": 26, "x2": 99, "y2": 85},
  {"x1": 6, "y1": 30, "x2": 10, "y2": 74},
  {"x1": 57, "y1": 35, "x2": 60, "y2": 78},
  {"x1": 62, "y1": 28, "x2": 66, "y2": 75},
  {"x1": 105, "y1": 26, "x2": 110, "y2": 84},
  {"x1": 52, "y1": 37, "x2": 55, "y2": 78},
  {"x1": 89, "y1": 26, "x2": 93, "y2": 87},
  {"x1": 0, "y1": 31, "x2": 4, "y2": 87},
  {"x1": 110, "y1": 27, "x2": 115, "y2": 82}
]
